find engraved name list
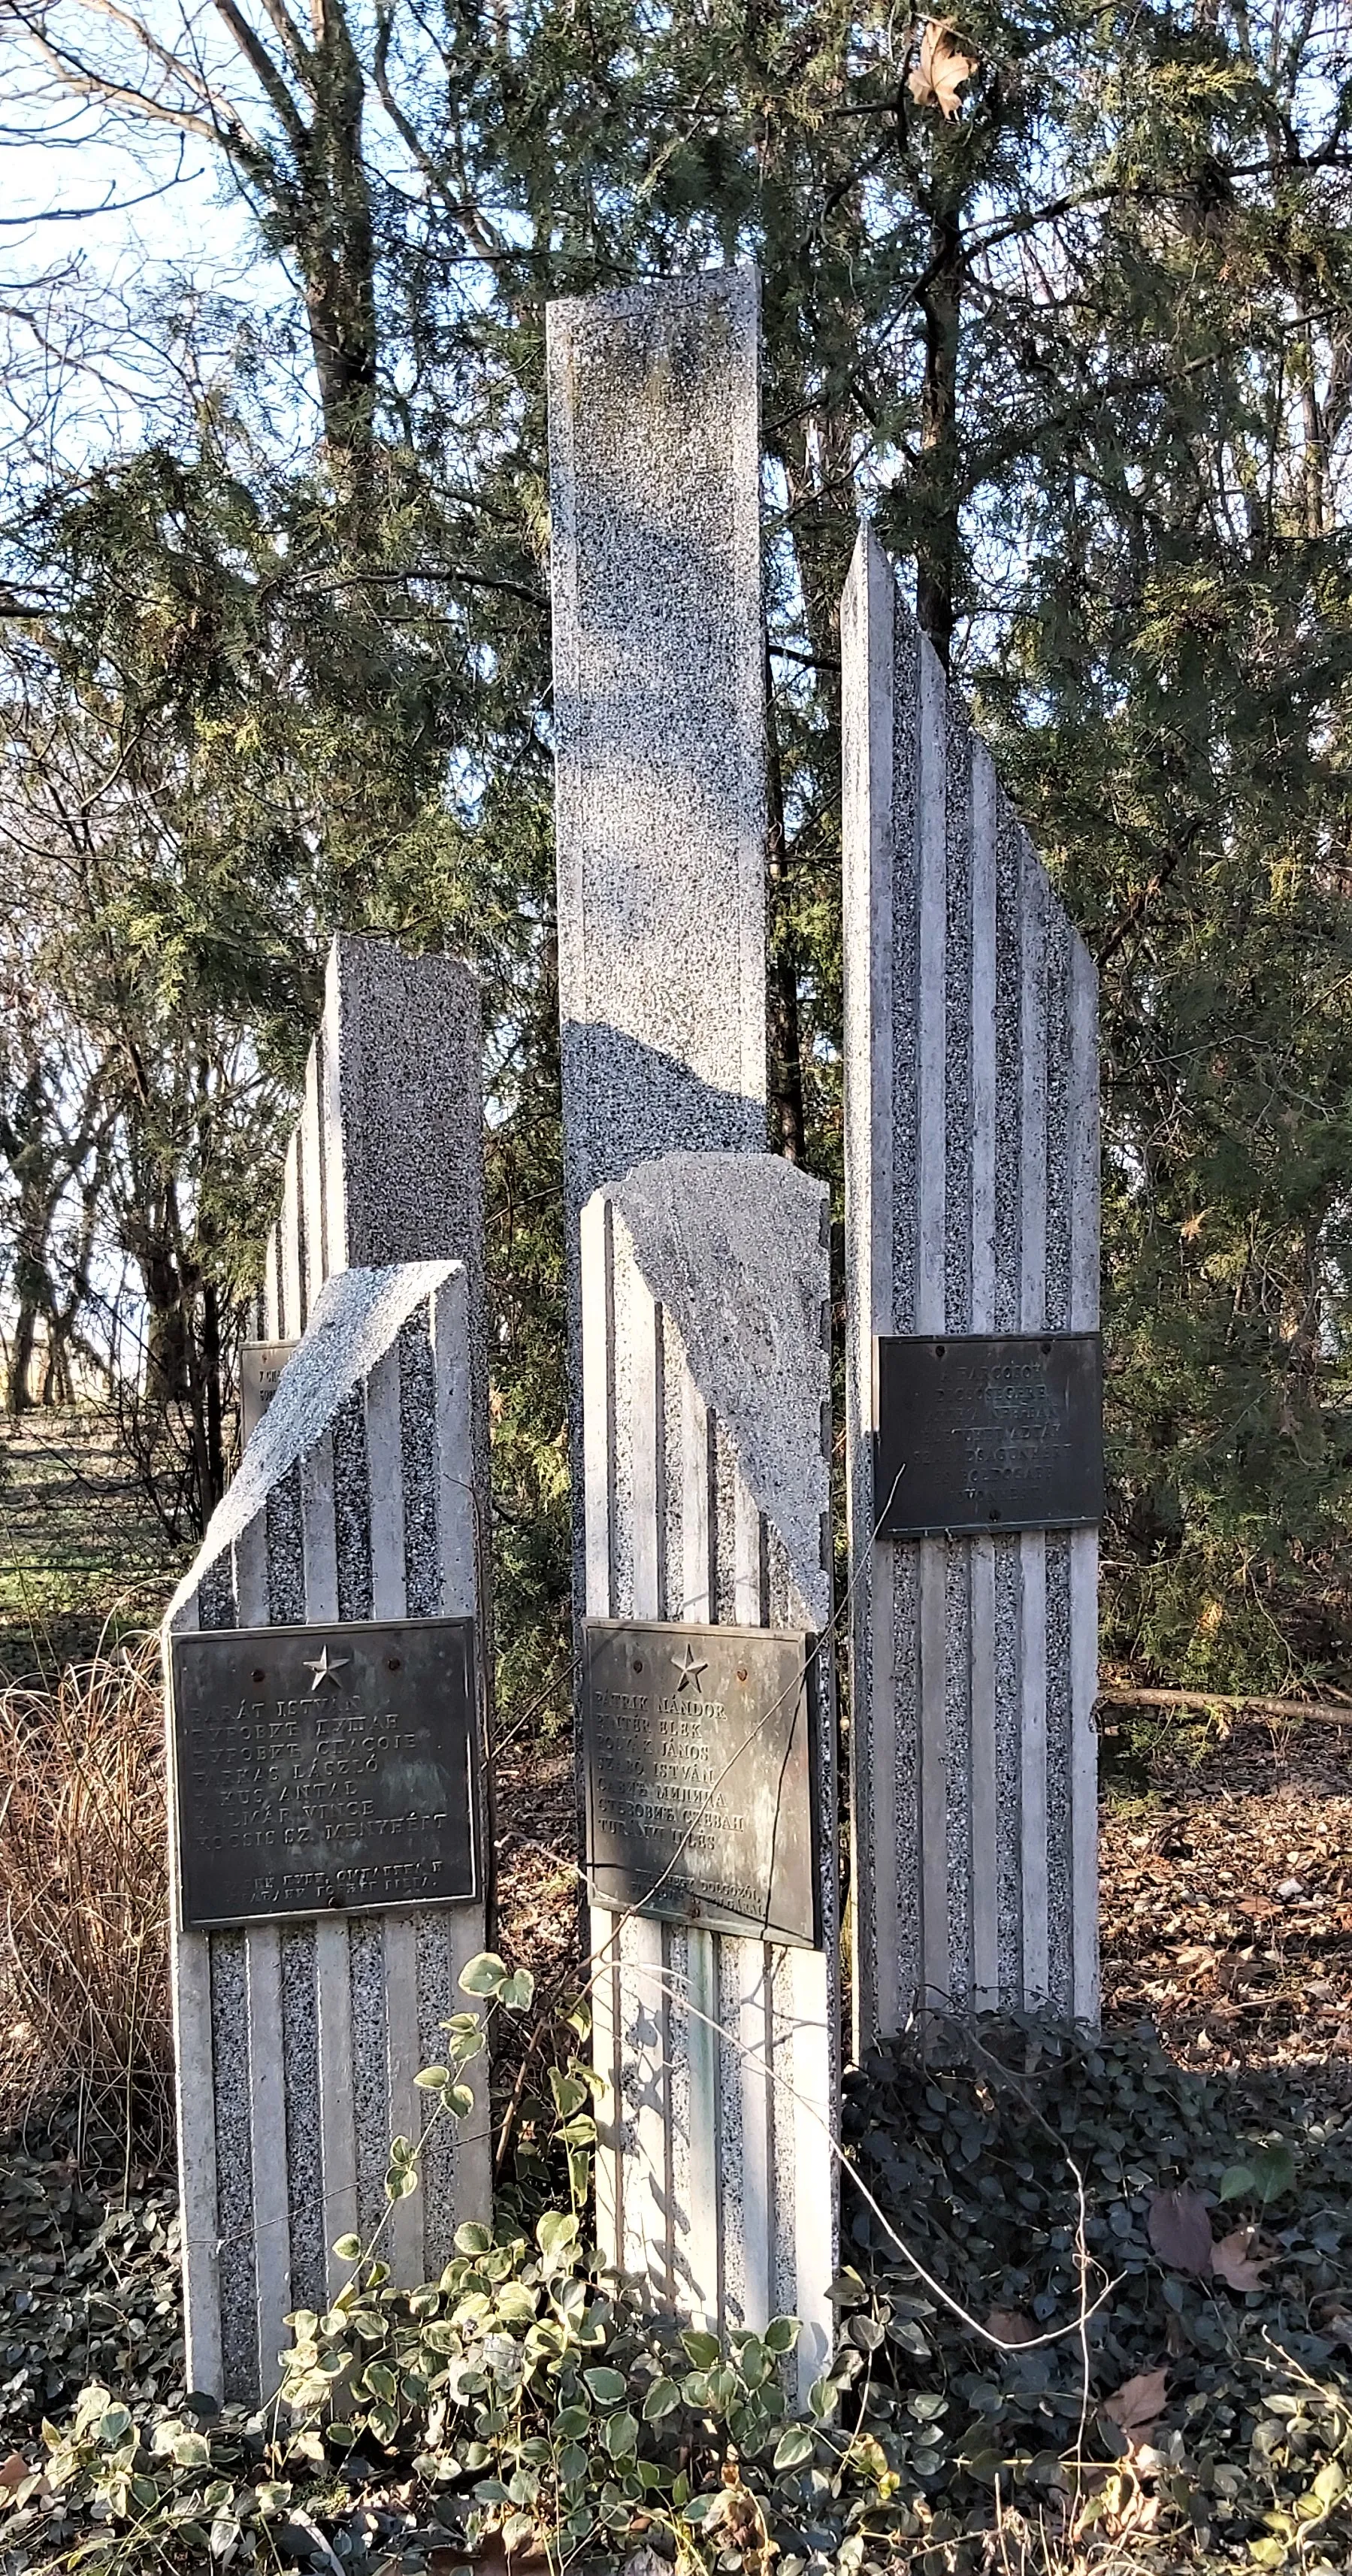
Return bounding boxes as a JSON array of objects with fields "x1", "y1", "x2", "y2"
[{"x1": 170, "y1": 1618, "x2": 479, "y2": 1929}]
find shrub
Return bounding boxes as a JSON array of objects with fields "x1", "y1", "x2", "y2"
[{"x1": 0, "y1": 1634, "x2": 171, "y2": 2166}]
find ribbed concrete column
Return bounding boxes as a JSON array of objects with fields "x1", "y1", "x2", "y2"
[
  {"x1": 166, "y1": 1264, "x2": 492, "y2": 2406},
  {"x1": 842, "y1": 527, "x2": 1100, "y2": 2045},
  {"x1": 259, "y1": 932, "x2": 488, "y2": 1512},
  {"x1": 580, "y1": 1153, "x2": 837, "y2": 2391}
]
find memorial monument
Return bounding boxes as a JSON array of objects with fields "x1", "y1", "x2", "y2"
[
  {"x1": 548, "y1": 268, "x2": 839, "y2": 2381},
  {"x1": 163, "y1": 942, "x2": 493, "y2": 2405},
  {"x1": 842, "y1": 525, "x2": 1101, "y2": 2045}
]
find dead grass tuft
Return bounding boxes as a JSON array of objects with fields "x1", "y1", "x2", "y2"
[{"x1": 0, "y1": 1632, "x2": 172, "y2": 2169}]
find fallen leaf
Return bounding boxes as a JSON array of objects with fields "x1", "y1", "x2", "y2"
[
  {"x1": 907, "y1": 19, "x2": 978, "y2": 120},
  {"x1": 0, "y1": 2454, "x2": 29, "y2": 2493},
  {"x1": 1102, "y1": 2366, "x2": 1169, "y2": 2444},
  {"x1": 624, "y1": 2553, "x2": 672, "y2": 2576},
  {"x1": 985, "y1": 2308, "x2": 1037, "y2": 2345},
  {"x1": 1148, "y1": 2185, "x2": 1214, "y2": 2275},
  {"x1": 1211, "y1": 2225, "x2": 1272, "y2": 2291}
]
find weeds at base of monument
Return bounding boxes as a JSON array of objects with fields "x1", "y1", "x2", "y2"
[{"x1": 8, "y1": 1984, "x2": 1352, "y2": 2572}]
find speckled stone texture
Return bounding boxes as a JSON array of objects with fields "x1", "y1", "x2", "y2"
[
  {"x1": 259, "y1": 934, "x2": 488, "y2": 1517},
  {"x1": 548, "y1": 268, "x2": 767, "y2": 1241},
  {"x1": 547, "y1": 266, "x2": 768, "y2": 1628},
  {"x1": 165, "y1": 1264, "x2": 492, "y2": 2405},
  {"x1": 841, "y1": 527, "x2": 1099, "y2": 2047},
  {"x1": 580, "y1": 1152, "x2": 838, "y2": 2396}
]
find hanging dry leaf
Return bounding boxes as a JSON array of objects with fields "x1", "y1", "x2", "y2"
[
  {"x1": 1148, "y1": 2185, "x2": 1214, "y2": 2275},
  {"x1": 1102, "y1": 2365, "x2": 1169, "y2": 2444},
  {"x1": 985, "y1": 2307, "x2": 1037, "y2": 2345},
  {"x1": 703, "y1": 2456, "x2": 777, "y2": 2576},
  {"x1": 1211, "y1": 2225, "x2": 1272, "y2": 2291},
  {"x1": 908, "y1": 20, "x2": 978, "y2": 120},
  {"x1": 0, "y1": 2454, "x2": 29, "y2": 2494}
]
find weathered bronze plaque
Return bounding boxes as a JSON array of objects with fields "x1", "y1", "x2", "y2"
[
  {"x1": 171, "y1": 1618, "x2": 479, "y2": 1929},
  {"x1": 239, "y1": 1339, "x2": 298, "y2": 1446},
  {"x1": 581, "y1": 1620, "x2": 821, "y2": 1948},
  {"x1": 874, "y1": 1331, "x2": 1102, "y2": 1537}
]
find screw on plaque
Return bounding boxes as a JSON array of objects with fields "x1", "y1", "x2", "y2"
[
  {"x1": 387, "y1": 1656, "x2": 402, "y2": 1672},
  {"x1": 736, "y1": 1667, "x2": 748, "y2": 1683},
  {"x1": 252, "y1": 1669, "x2": 265, "y2": 1684},
  {"x1": 633, "y1": 1658, "x2": 643, "y2": 1673}
]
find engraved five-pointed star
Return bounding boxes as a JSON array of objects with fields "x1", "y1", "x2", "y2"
[
  {"x1": 674, "y1": 1640, "x2": 707, "y2": 1691},
  {"x1": 303, "y1": 1644, "x2": 350, "y2": 1693}
]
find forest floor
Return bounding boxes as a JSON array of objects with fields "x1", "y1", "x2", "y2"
[{"x1": 1098, "y1": 1707, "x2": 1352, "y2": 2087}]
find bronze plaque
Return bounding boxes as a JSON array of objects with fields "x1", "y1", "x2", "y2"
[
  {"x1": 874, "y1": 1331, "x2": 1103, "y2": 1536},
  {"x1": 170, "y1": 1618, "x2": 478, "y2": 1929},
  {"x1": 239, "y1": 1339, "x2": 298, "y2": 1446},
  {"x1": 581, "y1": 1619, "x2": 821, "y2": 1948}
]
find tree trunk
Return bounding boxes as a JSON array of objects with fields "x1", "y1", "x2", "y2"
[
  {"x1": 301, "y1": 3, "x2": 380, "y2": 463},
  {"x1": 915, "y1": 203, "x2": 963, "y2": 670},
  {"x1": 765, "y1": 649, "x2": 805, "y2": 1163},
  {"x1": 6, "y1": 1300, "x2": 36, "y2": 1414}
]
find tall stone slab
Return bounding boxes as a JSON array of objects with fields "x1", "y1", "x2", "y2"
[
  {"x1": 259, "y1": 933, "x2": 488, "y2": 1507},
  {"x1": 166, "y1": 1264, "x2": 492, "y2": 2405},
  {"x1": 581, "y1": 1152, "x2": 837, "y2": 2389},
  {"x1": 842, "y1": 527, "x2": 1100, "y2": 2044},
  {"x1": 546, "y1": 265, "x2": 767, "y2": 1252}
]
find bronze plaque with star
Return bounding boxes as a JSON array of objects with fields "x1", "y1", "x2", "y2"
[
  {"x1": 169, "y1": 1618, "x2": 479, "y2": 1929},
  {"x1": 580, "y1": 1619, "x2": 821, "y2": 1948}
]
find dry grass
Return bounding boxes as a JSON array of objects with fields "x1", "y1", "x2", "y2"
[{"x1": 0, "y1": 1631, "x2": 172, "y2": 2169}]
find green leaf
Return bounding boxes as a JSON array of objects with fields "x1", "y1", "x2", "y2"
[
  {"x1": 455, "y1": 2221, "x2": 493, "y2": 2256},
  {"x1": 773, "y1": 2426, "x2": 815, "y2": 2470},
  {"x1": 171, "y1": 2431, "x2": 212, "y2": 2468},
  {"x1": 602, "y1": 2409, "x2": 639, "y2": 2459},
  {"x1": 643, "y1": 2378, "x2": 682, "y2": 2419},
  {"x1": 537, "y1": 2208, "x2": 579, "y2": 2258},
  {"x1": 499, "y1": 1968, "x2": 536, "y2": 2010},
  {"x1": 495, "y1": 2283, "x2": 539, "y2": 2323},
  {"x1": 415, "y1": 2065, "x2": 450, "y2": 2090},
  {"x1": 764, "y1": 2315, "x2": 800, "y2": 2355},
  {"x1": 1251, "y1": 2141, "x2": 1297, "y2": 2202},
  {"x1": 1220, "y1": 2165, "x2": 1257, "y2": 2202},
  {"x1": 554, "y1": 2405, "x2": 591, "y2": 2438},
  {"x1": 331, "y1": 2232, "x2": 363, "y2": 2262},
  {"x1": 680, "y1": 2329, "x2": 720, "y2": 2368},
  {"x1": 501, "y1": 2513, "x2": 535, "y2": 2547},
  {"x1": 458, "y1": 1951, "x2": 509, "y2": 1996},
  {"x1": 583, "y1": 2367, "x2": 628, "y2": 2406}
]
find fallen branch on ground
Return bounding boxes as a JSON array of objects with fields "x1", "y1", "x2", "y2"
[{"x1": 1097, "y1": 1684, "x2": 1352, "y2": 1725}]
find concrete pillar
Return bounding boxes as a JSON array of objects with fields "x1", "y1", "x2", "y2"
[
  {"x1": 165, "y1": 1262, "x2": 491, "y2": 2405},
  {"x1": 842, "y1": 527, "x2": 1100, "y2": 2044},
  {"x1": 580, "y1": 1152, "x2": 837, "y2": 2389}
]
